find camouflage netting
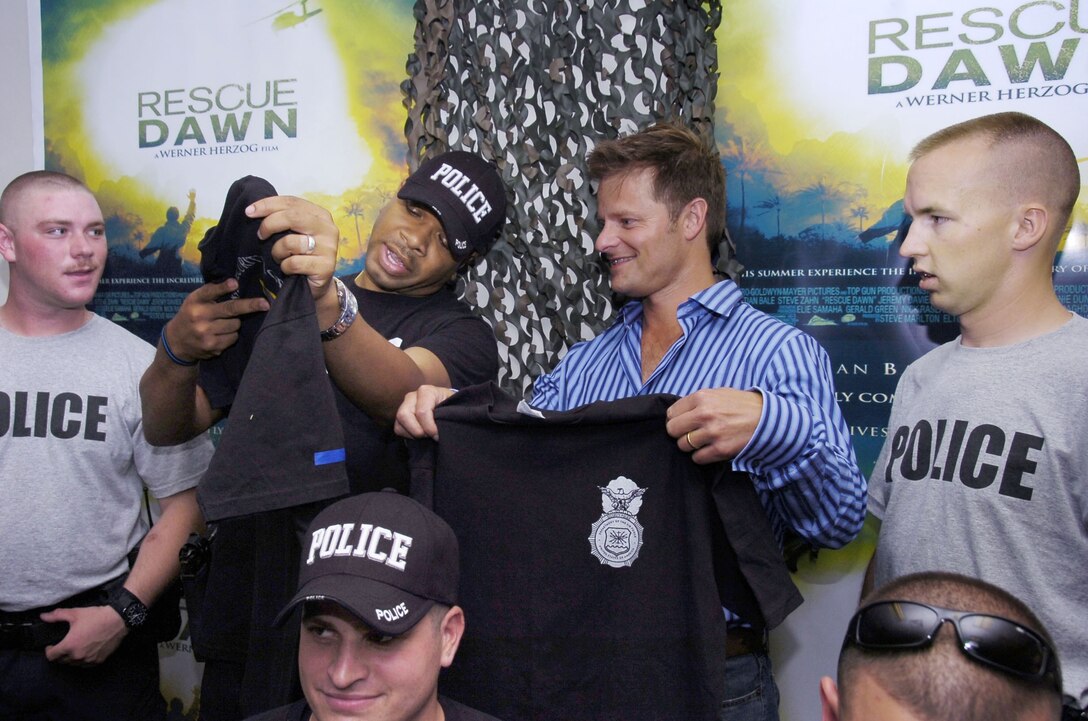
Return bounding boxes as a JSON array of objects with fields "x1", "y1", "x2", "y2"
[{"x1": 403, "y1": 0, "x2": 723, "y2": 397}]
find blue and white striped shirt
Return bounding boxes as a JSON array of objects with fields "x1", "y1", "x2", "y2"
[{"x1": 531, "y1": 279, "x2": 867, "y2": 549}]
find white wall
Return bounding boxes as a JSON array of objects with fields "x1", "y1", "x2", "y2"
[{"x1": 0, "y1": 1, "x2": 37, "y2": 301}]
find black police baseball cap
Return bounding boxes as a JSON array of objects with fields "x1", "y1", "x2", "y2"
[
  {"x1": 397, "y1": 151, "x2": 507, "y2": 262},
  {"x1": 275, "y1": 491, "x2": 460, "y2": 635}
]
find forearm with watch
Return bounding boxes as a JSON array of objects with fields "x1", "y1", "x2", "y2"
[
  {"x1": 107, "y1": 489, "x2": 200, "y2": 633},
  {"x1": 316, "y1": 277, "x2": 445, "y2": 423}
]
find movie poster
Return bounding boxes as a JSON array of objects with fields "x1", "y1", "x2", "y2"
[
  {"x1": 719, "y1": 0, "x2": 1087, "y2": 472},
  {"x1": 40, "y1": 0, "x2": 416, "y2": 346},
  {"x1": 717, "y1": 3, "x2": 1086, "y2": 718}
]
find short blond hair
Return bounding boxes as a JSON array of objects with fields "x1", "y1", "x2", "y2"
[
  {"x1": 0, "y1": 171, "x2": 92, "y2": 227},
  {"x1": 910, "y1": 112, "x2": 1080, "y2": 240}
]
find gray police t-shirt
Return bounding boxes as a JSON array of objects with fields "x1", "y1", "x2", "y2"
[
  {"x1": 869, "y1": 314, "x2": 1088, "y2": 707},
  {"x1": 0, "y1": 315, "x2": 212, "y2": 611}
]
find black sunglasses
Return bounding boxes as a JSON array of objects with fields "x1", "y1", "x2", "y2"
[{"x1": 844, "y1": 600, "x2": 1061, "y2": 691}]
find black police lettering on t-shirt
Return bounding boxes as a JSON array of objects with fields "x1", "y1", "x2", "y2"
[
  {"x1": 0, "y1": 390, "x2": 107, "y2": 441},
  {"x1": 883, "y1": 418, "x2": 1045, "y2": 500}
]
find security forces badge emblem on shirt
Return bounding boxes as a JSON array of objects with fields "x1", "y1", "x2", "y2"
[{"x1": 589, "y1": 476, "x2": 646, "y2": 568}]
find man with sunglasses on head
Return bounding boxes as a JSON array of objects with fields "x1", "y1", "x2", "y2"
[
  {"x1": 865, "y1": 111, "x2": 1086, "y2": 718},
  {"x1": 821, "y1": 571, "x2": 1063, "y2": 721}
]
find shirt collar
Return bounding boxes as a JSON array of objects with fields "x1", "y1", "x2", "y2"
[
  {"x1": 686, "y1": 278, "x2": 744, "y2": 318},
  {"x1": 618, "y1": 278, "x2": 743, "y2": 326}
]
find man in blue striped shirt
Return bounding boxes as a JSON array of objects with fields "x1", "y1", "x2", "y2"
[{"x1": 397, "y1": 122, "x2": 866, "y2": 721}]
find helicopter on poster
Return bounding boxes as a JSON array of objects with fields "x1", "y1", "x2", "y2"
[{"x1": 250, "y1": 0, "x2": 323, "y2": 31}]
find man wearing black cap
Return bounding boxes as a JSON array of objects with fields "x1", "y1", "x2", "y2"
[
  {"x1": 138, "y1": 151, "x2": 507, "y2": 720},
  {"x1": 141, "y1": 150, "x2": 507, "y2": 470},
  {"x1": 243, "y1": 491, "x2": 502, "y2": 721}
]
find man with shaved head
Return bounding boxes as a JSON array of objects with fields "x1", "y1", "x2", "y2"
[
  {"x1": 866, "y1": 112, "x2": 1087, "y2": 717},
  {"x1": 0, "y1": 171, "x2": 211, "y2": 719},
  {"x1": 821, "y1": 571, "x2": 1063, "y2": 721}
]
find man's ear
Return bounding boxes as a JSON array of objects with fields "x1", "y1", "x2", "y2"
[
  {"x1": 681, "y1": 197, "x2": 709, "y2": 243},
  {"x1": 438, "y1": 605, "x2": 466, "y2": 668},
  {"x1": 1012, "y1": 205, "x2": 1048, "y2": 252},
  {"x1": 819, "y1": 675, "x2": 842, "y2": 721},
  {"x1": 0, "y1": 222, "x2": 16, "y2": 264}
]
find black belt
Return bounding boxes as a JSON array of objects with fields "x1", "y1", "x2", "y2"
[
  {"x1": 0, "y1": 583, "x2": 114, "y2": 651},
  {"x1": 0, "y1": 620, "x2": 69, "y2": 651},
  {"x1": 725, "y1": 627, "x2": 767, "y2": 658}
]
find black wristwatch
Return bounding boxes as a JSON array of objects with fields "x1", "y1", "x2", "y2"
[{"x1": 107, "y1": 587, "x2": 149, "y2": 630}]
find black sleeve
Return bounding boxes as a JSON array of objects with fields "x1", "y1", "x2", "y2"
[{"x1": 412, "y1": 313, "x2": 499, "y2": 389}]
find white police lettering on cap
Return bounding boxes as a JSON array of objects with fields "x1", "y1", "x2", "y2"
[
  {"x1": 306, "y1": 523, "x2": 413, "y2": 571},
  {"x1": 375, "y1": 602, "x2": 409, "y2": 623},
  {"x1": 430, "y1": 163, "x2": 494, "y2": 224}
]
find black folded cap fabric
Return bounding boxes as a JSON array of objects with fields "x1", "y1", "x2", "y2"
[
  {"x1": 198, "y1": 175, "x2": 285, "y2": 298},
  {"x1": 196, "y1": 176, "x2": 349, "y2": 522},
  {"x1": 198, "y1": 175, "x2": 285, "y2": 408}
]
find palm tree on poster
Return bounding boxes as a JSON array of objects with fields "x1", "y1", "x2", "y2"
[
  {"x1": 721, "y1": 137, "x2": 777, "y2": 237},
  {"x1": 343, "y1": 200, "x2": 365, "y2": 254},
  {"x1": 755, "y1": 194, "x2": 785, "y2": 238},
  {"x1": 850, "y1": 205, "x2": 869, "y2": 233},
  {"x1": 797, "y1": 179, "x2": 852, "y2": 229}
]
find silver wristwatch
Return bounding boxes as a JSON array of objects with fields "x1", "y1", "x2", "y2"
[{"x1": 320, "y1": 277, "x2": 358, "y2": 341}]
